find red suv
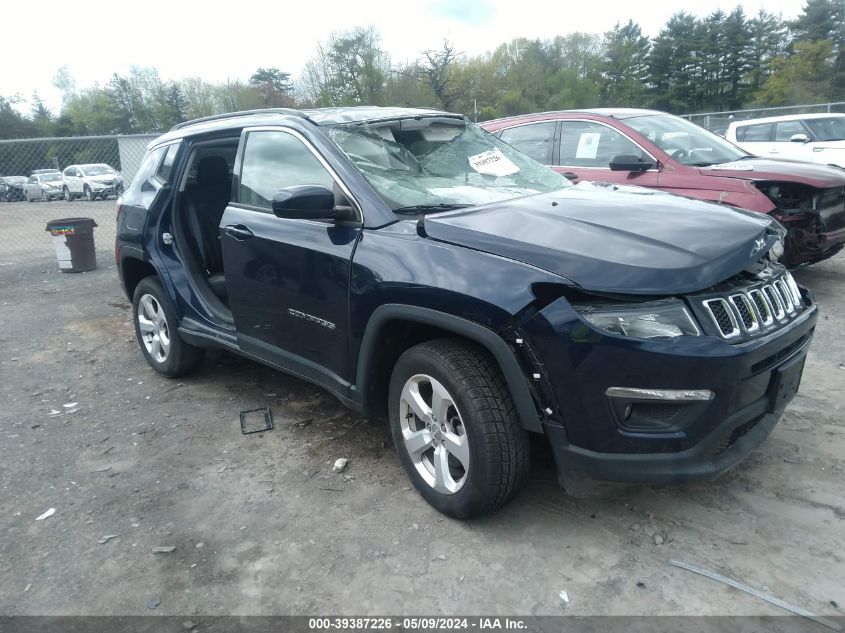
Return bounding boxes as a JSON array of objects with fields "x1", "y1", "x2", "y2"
[{"x1": 482, "y1": 109, "x2": 845, "y2": 266}]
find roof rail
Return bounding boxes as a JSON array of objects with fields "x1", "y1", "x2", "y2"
[{"x1": 170, "y1": 108, "x2": 306, "y2": 131}]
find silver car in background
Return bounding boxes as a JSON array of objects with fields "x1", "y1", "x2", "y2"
[
  {"x1": 62, "y1": 163, "x2": 124, "y2": 201},
  {"x1": 23, "y1": 172, "x2": 63, "y2": 201}
]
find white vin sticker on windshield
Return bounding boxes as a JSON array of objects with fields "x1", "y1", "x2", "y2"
[
  {"x1": 468, "y1": 148, "x2": 520, "y2": 177},
  {"x1": 708, "y1": 161, "x2": 754, "y2": 171}
]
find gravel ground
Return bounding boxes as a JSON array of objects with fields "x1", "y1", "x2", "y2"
[{"x1": 0, "y1": 200, "x2": 843, "y2": 617}]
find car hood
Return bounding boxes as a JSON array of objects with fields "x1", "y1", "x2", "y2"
[
  {"x1": 700, "y1": 157, "x2": 845, "y2": 187},
  {"x1": 421, "y1": 183, "x2": 783, "y2": 295}
]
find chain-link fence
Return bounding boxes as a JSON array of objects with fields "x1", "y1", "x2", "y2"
[
  {"x1": 682, "y1": 102, "x2": 845, "y2": 135},
  {"x1": 0, "y1": 134, "x2": 157, "y2": 271}
]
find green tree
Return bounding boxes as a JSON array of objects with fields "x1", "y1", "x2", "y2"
[
  {"x1": 754, "y1": 39, "x2": 837, "y2": 104},
  {"x1": 30, "y1": 93, "x2": 53, "y2": 135},
  {"x1": 647, "y1": 12, "x2": 701, "y2": 111},
  {"x1": 746, "y1": 9, "x2": 789, "y2": 95},
  {"x1": 600, "y1": 20, "x2": 651, "y2": 106},
  {"x1": 300, "y1": 27, "x2": 389, "y2": 106},
  {"x1": 249, "y1": 67, "x2": 295, "y2": 107},
  {"x1": 415, "y1": 41, "x2": 461, "y2": 110}
]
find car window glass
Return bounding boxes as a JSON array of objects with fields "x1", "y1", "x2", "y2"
[
  {"x1": 124, "y1": 145, "x2": 167, "y2": 200},
  {"x1": 559, "y1": 121, "x2": 645, "y2": 167},
  {"x1": 156, "y1": 143, "x2": 180, "y2": 183},
  {"x1": 28, "y1": 176, "x2": 36, "y2": 183},
  {"x1": 804, "y1": 116, "x2": 845, "y2": 141},
  {"x1": 736, "y1": 123, "x2": 773, "y2": 142},
  {"x1": 239, "y1": 130, "x2": 334, "y2": 210},
  {"x1": 775, "y1": 120, "x2": 806, "y2": 141},
  {"x1": 499, "y1": 122, "x2": 556, "y2": 164}
]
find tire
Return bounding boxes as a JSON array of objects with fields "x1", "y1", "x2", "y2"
[
  {"x1": 25, "y1": 191, "x2": 31, "y2": 202},
  {"x1": 132, "y1": 276, "x2": 204, "y2": 377},
  {"x1": 84, "y1": 185, "x2": 93, "y2": 201},
  {"x1": 388, "y1": 338, "x2": 530, "y2": 519},
  {"x1": 63, "y1": 186, "x2": 73, "y2": 202}
]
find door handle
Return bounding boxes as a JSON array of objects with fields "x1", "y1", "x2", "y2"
[
  {"x1": 769, "y1": 149, "x2": 779, "y2": 154},
  {"x1": 562, "y1": 172, "x2": 579, "y2": 181},
  {"x1": 223, "y1": 224, "x2": 254, "y2": 240}
]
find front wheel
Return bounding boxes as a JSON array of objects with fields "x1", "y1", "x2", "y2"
[
  {"x1": 63, "y1": 186, "x2": 73, "y2": 201},
  {"x1": 388, "y1": 339, "x2": 530, "y2": 519},
  {"x1": 84, "y1": 185, "x2": 94, "y2": 201},
  {"x1": 132, "y1": 276, "x2": 205, "y2": 377}
]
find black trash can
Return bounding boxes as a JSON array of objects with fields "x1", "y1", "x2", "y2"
[{"x1": 45, "y1": 218, "x2": 98, "y2": 273}]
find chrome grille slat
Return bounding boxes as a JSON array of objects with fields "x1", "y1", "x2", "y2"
[
  {"x1": 776, "y1": 280, "x2": 795, "y2": 314},
  {"x1": 699, "y1": 273, "x2": 804, "y2": 341},
  {"x1": 748, "y1": 289, "x2": 773, "y2": 326},
  {"x1": 764, "y1": 285, "x2": 785, "y2": 320},
  {"x1": 730, "y1": 293, "x2": 759, "y2": 333},
  {"x1": 703, "y1": 298, "x2": 740, "y2": 338}
]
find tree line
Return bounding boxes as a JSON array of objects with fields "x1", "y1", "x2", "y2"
[{"x1": 1, "y1": 0, "x2": 843, "y2": 140}]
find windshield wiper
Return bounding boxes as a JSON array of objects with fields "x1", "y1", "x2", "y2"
[{"x1": 393, "y1": 203, "x2": 474, "y2": 215}]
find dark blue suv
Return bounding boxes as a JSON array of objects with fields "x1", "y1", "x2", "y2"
[{"x1": 116, "y1": 107, "x2": 817, "y2": 518}]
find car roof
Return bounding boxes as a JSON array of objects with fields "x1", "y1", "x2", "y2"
[
  {"x1": 729, "y1": 112, "x2": 845, "y2": 127},
  {"x1": 153, "y1": 106, "x2": 456, "y2": 147},
  {"x1": 484, "y1": 108, "x2": 665, "y2": 125}
]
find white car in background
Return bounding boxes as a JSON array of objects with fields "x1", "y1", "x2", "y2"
[
  {"x1": 62, "y1": 163, "x2": 124, "y2": 201},
  {"x1": 23, "y1": 172, "x2": 63, "y2": 201},
  {"x1": 725, "y1": 113, "x2": 845, "y2": 168}
]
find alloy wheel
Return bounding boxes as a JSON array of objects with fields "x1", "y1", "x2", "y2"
[
  {"x1": 137, "y1": 294, "x2": 171, "y2": 363},
  {"x1": 399, "y1": 374, "x2": 470, "y2": 494}
]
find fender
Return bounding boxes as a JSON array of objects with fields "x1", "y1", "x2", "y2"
[{"x1": 352, "y1": 304, "x2": 544, "y2": 433}]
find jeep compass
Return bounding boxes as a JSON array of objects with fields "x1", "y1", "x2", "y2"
[{"x1": 116, "y1": 107, "x2": 817, "y2": 518}]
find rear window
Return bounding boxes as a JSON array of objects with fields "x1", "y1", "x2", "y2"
[{"x1": 121, "y1": 144, "x2": 170, "y2": 206}]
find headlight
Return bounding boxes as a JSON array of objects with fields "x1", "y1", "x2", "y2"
[{"x1": 574, "y1": 300, "x2": 701, "y2": 339}]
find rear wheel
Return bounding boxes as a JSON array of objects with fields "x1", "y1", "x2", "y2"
[
  {"x1": 388, "y1": 339, "x2": 530, "y2": 518},
  {"x1": 84, "y1": 185, "x2": 94, "y2": 201},
  {"x1": 132, "y1": 276, "x2": 204, "y2": 377}
]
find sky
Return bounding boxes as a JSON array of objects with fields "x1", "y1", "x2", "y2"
[{"x1": 1, "y1": 0, "x2": 810, "y2": 114}]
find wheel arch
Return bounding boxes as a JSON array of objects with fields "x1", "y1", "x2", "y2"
[
  {"x1": 353, "y1": 304, "x2": 543, "y2": 432},
  {"x1": 119, "y1": 253, "x2": 159, "y2": 301}
]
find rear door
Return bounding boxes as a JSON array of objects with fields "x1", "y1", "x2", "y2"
[
  {"x1": 556, "y1": 119, "x2": 659, "y2": 187},
  {"x1": 220, "y1": 126, "x2": 361, "y2": 386}
]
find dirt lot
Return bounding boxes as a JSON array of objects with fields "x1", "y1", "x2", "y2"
[{"x1": 0, "y1": 200, "x2": 843, "y2": 617}]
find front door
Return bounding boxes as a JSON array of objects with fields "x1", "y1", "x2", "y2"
[
  {"x1": 555, "y1": 120, "x2": 659, "y2": 188},
  {"x1": 220, "y1": 128, "x2": 361, "y2": 386}
]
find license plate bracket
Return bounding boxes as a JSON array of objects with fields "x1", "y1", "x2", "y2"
[{"x1": 768, "y1": 353, "x2": 806, "y2": 413}]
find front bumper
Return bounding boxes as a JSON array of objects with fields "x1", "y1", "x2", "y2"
[
  {"x1": 524, "y1": 293, "x2": 817, "y2": 486},
  {"x1": 90, "y1": 181, "x2": 122, "y2": 197}
]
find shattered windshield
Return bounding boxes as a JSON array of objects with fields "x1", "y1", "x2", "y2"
[{"x1": 324, "y1": 117, "x2": 569, "y2": 213}]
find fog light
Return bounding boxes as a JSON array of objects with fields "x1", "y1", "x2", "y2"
[{"x1": 606, "y1": 387, "x2": 714, "y2": 433}]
